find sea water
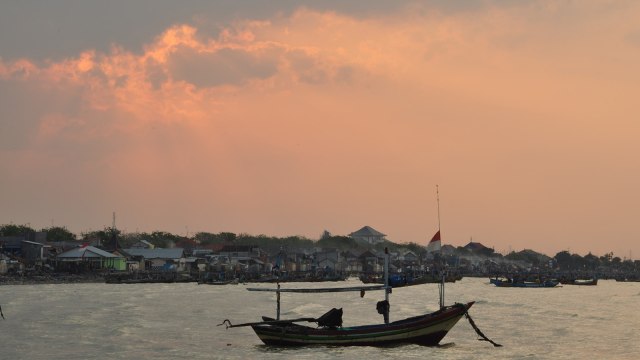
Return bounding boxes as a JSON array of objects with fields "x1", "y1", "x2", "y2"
[{"x1": 1, "y1": 278, "x2": 638, "y2": 359}]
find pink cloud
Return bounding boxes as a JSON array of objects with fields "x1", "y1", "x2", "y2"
[{"x1": 1, "y1": 3, "x2": 640, "y2": 257}]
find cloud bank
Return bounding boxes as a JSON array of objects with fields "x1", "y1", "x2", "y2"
[{"x1": 1, "y1": 2, "x2": 639, "y2": 257}]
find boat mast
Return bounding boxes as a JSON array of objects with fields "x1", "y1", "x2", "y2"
[
  {"x1": 436, "y1": 184, "x2": 441, "y2": 233},
  {"x1": 436, "y1": 185, "x2": 445, "y2": 310}
]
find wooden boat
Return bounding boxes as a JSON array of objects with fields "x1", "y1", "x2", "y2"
[
  {"x1": 559, "y1": 278, "x2": 597, "y2": 286},
  {"x1": 247, "y1": 300, "x2": 474, "y2": 346},
  {"x1": 220, "y1": 248, "x2": 500, "y2": 347},
  {"x1": 248, "y1": 273, "x2": 347, "y2": 283},
  {"x1": 199, "y1": 278, "x2": 239, "y2": 285},
  {"x1": 362, "y1": 273, "x2": 460, "y2": 287},
  {"x1": 105, "y1": 271, "x2": 193, "y2": 284},
  {"x1": 490, "y1": 278, "x2": 559, "y2": 288}
]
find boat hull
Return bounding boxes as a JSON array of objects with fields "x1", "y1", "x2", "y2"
[
  {"x1": 251, "y1": 302, "x2": 473, "y2": 346},
  {"x1": 559, "y1": 279, "x2": 597, "y2": 286},
  {"x1": 490, "y1": 278, "x2": 558, "y2": 288}
]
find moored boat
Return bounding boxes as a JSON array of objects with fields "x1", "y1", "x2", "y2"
[
  {"x1": 362, "y1": 273, "x2": 461, "y2": 287},
  {"x1": 490, "y1": 277, "x2": 559, "y2": 288},
  {"x1": 559, "y1": 278, "x2": 597, "y2": 286},
  {"x1": 249, "y1": 301, "x2": 474, "y2": 346},
  {"x1": 220, "y1": 248, "x2": 500, "y2": 347},
  {"x1": 200, "y1": 278, "x2": 239, "y2": 285}
]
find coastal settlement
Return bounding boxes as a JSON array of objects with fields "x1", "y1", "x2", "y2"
[{"x1": 1, "y1": 224, "x2": 639, "y2": 285}]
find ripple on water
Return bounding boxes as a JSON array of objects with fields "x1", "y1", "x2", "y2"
[{"x1": 2, "y1": 278, "x2": 640, "y2": 360}]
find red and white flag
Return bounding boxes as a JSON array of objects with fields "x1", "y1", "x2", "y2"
[{"x1": 426, "y1": 230, "x2": 441, "y2": 252}]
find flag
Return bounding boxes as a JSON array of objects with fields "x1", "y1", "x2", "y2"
[{"x1": 426, "y1": 230, "x2": 441, "y2": 252}]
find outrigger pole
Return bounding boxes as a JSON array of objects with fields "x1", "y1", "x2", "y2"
[
  {"x1": 246, "y1": 284, "x2": 390, "y2": 325},
  {"x1": 247, "y1": 252, "x2": 393, "y2": 326},
  {"x1": 383, "y1": 247, "x2": 390, "y2": 324},
  {"x1": 276, "y1": 284, "x2": 281, "y2": 320}
]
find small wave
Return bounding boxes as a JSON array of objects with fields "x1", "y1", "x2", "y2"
[
  {"x1": 285, "y1": 303, "x2": 325, "y2": 317},
  {"x1": 437, "y1": 342, "x2": 456, "y2": 348}
]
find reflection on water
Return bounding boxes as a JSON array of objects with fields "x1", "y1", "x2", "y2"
[{"x1": 1, "y1": 278, "x2": 639, "y2": 359}]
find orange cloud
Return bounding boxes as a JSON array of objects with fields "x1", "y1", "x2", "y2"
[{"x1": 2, "y1": 2, "x2": 640, "y2": 257}]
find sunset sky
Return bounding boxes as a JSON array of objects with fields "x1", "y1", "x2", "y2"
[{"x1": 1, "y1": 1, "x2": 639, "y2": 258}]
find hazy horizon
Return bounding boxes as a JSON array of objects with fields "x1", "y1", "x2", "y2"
[{"x1": 2, "y1": 1, "x2": 639, "y2": 259}]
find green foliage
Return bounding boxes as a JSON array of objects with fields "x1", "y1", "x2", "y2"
[
  {"x1": 219, "y1": 232, "x2": 237, "y2": 243},
  {"x1": 477, "y1": 247, "x2": 495, "y2": 257},
  {"x1": 141, "y1": 231, "x2": 183, "y2": 248},
  {"x1": 403, "y1": 242, "x2": 427, "y2": 256},
  {"x1": 0, "y1": 224, "x2": 36, "y2": 236},
  {"x1": 316, "y1": 236, "x2": 359, "y2": 250},
  {"x1": 42, "y1": 226, "x2": 77, "y2": 242},
  {"x1": 600, "y1": 252, "x2": 614, "y2": 264},
  {"x1": 368, "y1": 240, "x2": 426, "y2": 257},
  {"x1": 194, "y1": 232, "x2": 221, "y2": 245},
  {"x1": 455, "y1": 246, "x2": 471, "y2": 255},
  {"x1": 193, "y1": 232, "x2": 237, "y2": 245},
  {"x1": 505, "y1": 250, "x2": 548, "y2": 266},
  {"x1": 554, "y1": 250, "x2": 572, "y2": 270},
  {"x1": 371, "y1": 239, "x2": 397, "y2": 252},
  {"x1": 578, "y1": 252, "x2": 600, "y2": 271},
  {"x1": 553, "y1": 250, "x2": 620, "y2": 271},
  {"x1": 234, "y1": 233, "x2": 313, "y2": 252},
  {"x1": 82, "y1": 227, "x2": 122, "y2": 248}
]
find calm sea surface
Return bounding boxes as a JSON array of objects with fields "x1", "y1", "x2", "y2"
[{"x1": 1, "y1": 278, "x2": 639, "y2": 359}]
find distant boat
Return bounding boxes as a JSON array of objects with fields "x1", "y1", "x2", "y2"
[
  {"x1": 105, "y1": 271, "x2": 191, "y2": 284},
  {"x1": 199, "y1": 278, "x2": 239, "y2": 285},
  {"x1": 247, "y1": 273, "x2": 347, "y2": 283},
  {"x1": 362, "y1": 273, "x2": 460, "y2": 287},
  {"x1": 490, "y1": 277, "x2": 559, "y2": 288},
  {"x1": 560, "y1": 278, "x2": 598, "y2": 286}
]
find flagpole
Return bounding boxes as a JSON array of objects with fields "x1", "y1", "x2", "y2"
[{"x1": 436, "y1": 184, "x2": 441, "y2": 232}]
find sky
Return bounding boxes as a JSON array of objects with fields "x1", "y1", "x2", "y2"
[{"x1": 1, "y1": 0, "x2": 639, "y2": 259}]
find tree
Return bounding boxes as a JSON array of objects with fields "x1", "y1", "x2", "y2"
[
  {"x1": 194, "y1": 232, "x2": 221, "y2": 245},
  {"x1": 219, "y1": 232, "x2": 237, "y2": 243},
  {"x1": 554, "y1": 251, "x2": 573, "y2": 270},
  {"x1": 455, "y1": 246, "x2": 471, "y2": 255},
  {"x1": 600, "y1": 252, "x2": 614, "y2": 265},
  {"x1": 505, "y1": 250, "x2": 547, "y2": 267},
  {"x1": 316, "y1": 236, "x2": 359, "y2": 251},
  {"x1": 584, "y1": 252, "x2": 600, "y2": 270},
  {"x1": 402, "y1": 242, "x2": 427, "y2": 256},
  {"x1": 612, "y1": 256, "x2": 622, "y2": 266},
  {"x1": 193, "y1": 232, "x2": 237, "y2": 245},
  {"x1": 320, "y1": 230, "x2": 332, "y2": 240},
  {"x1": 477, "y1": 246, "x2": 496, "y2": 258},
  {"x1": 144, "y1": 231, "x2": 183, "y2": 248},
  {"x1": 570, "y1": 253, "x2": 586, "y2": 269},
  {"x1": 42, "y1": 226, "x2": 76, "y2": 242},
  {"x1": 0, "y1": 224, "x2": 35, "y2": 237},
  {"x1": 81, "y1": 227, "x2": 122, "y2": 249}
]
